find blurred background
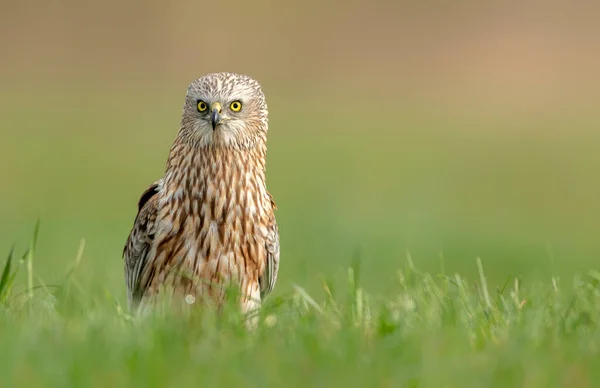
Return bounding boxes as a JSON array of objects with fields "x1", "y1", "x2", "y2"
[{"x1": 0, "y1": 1, "x2": 599, "y2": 301}]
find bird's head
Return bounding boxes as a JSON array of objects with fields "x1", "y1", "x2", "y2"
[{"x1": 179, "y1": 72, "x2": 269, "y2": 149}]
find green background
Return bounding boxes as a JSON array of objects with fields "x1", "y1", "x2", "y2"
[{"x1": 1, "y1": 1, "x2": 599, "y2": 301}]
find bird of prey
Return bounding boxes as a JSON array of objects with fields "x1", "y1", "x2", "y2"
[{"x1": 123, "y1": 72, "x2": 279, "y2": 323}]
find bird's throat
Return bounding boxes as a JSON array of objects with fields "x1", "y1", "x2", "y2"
[{"x1": 162, "y1": 141, "x2": 268, "y2": 210}]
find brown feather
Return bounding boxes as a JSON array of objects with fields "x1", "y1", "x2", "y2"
[{"x1": 123, "y1": 73, "x2": 279, "y2": 322}]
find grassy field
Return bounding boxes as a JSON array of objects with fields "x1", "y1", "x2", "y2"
[
  {"x1": 1, "y1": 84, "x2": 600, "y2": 386},
  {"x1": 2, "y1": 227, "x2": 600, "y2": 387}
]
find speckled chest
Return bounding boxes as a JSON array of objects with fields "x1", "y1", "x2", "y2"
[{"x1": 151, "y1": 147, "x2": 271, "y2": 283}]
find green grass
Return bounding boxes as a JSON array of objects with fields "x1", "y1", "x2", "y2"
[{"x1": 1, "y1": 227, "x2": 600, "y2": 387}]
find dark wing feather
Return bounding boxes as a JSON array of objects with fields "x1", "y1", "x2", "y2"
[
  {"x1": 259, "y1": 193, "x2": 280, "y2": 300},
  {"x1": 123, "y1": 180, "x2": 161, "y2": 310}
]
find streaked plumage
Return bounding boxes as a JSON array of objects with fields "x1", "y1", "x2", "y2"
[{"x1": 123, "y1": 73, "x2": 279, "y2": 321}]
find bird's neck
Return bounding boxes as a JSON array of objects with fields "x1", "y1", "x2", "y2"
[{"x1": 162, "y1": 139, "x2": 268, "y2": 197}]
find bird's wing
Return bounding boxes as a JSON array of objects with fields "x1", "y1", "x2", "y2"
[
  {"x1": 123, "y1": 180, "x2": 161, "y2": 310},
  {"x1": 259, "y1": 192, "x2": 280, "y2": 300}
]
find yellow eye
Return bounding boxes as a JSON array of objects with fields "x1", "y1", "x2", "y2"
[
  {"x1": 230, "y1": 101, "x2": 242, "y2": 112},
  {"x1": 197, "y1": 101, "x2": 208, "y2": 112}
]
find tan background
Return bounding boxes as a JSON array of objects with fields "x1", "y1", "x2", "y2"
[{"x1": 0, "y1": 1, "x2": 599, "y2": 297}]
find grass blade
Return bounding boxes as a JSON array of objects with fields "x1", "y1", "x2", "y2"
[
  {"x1": 0, "y1": 245, "x2": 15, "y2": 301},
  {"x1": 27, "y1": 219, "x2": 41, "y2": 300},
  {"x1": 477, "y1": 257, "x2": 492, "y2": 309}
]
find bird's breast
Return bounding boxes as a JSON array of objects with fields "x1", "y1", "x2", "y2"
[{"x1": 153, "y1": 174, "x2": 270, "y2": 289}]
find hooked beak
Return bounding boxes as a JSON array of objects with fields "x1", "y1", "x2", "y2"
[{"x1": 210, "y1": 102, "x2": 222, "y2": 130}]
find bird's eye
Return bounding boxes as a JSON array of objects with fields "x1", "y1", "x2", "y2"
[
  {"x1": 197, "y1": 101, "x2": 208, "y2": 112},
  {"x1": 230, "y1": 101, "x2": 242, "y2": 112}
]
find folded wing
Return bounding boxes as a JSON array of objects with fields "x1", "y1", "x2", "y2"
[
  {"x1": 259, "y1": 193, "x2": 280, "y2": 300},
  {"x1": 123, "y1": 181, "x2": 161, "y2": 310}
]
